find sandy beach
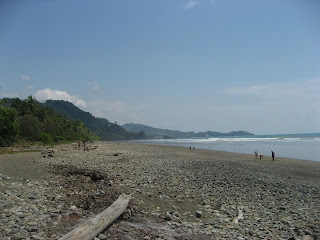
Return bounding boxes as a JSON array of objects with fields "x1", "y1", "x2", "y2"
[{"x1": 1, "y1": 141, "x2": 320, "y2": 240}]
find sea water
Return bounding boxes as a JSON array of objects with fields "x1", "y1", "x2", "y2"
[{"x1": 136, "y1": 133, "x2": 320, "y2": 162}]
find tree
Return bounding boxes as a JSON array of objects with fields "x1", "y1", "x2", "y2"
[
  {"x1": 0, "y1": 106, "x2": 20, "y2": 146},
  {"x1": 11, "y1": 98, "x2": 27, "y2": 116},
  {"x1": 25, "y1": 96, "x2": 38, "y2": 115},
  {"x1": 3, "y1": 97, "x2": 100, "y2": 143},
  {"x1": 40, "y1": 132, "x2": 53, "y2": 146},
  {"x1": 18, "y1": 115, "x2": 43, "y2": 141}
]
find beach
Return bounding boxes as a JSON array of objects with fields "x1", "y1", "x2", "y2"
[{"x1": 1, "y1": 142, "x2": 320, "y2": 240}]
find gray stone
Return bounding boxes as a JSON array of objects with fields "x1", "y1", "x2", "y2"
[
  {"x1": 195, "y1": 211, "x2": 202, "y2": 218},
  {"x1": 302, "y1": 236, "x2": 314, "y2": 240},
  {"x1": 31, "y1": 235, "x2": 46, "y2": 240},
  {"x1": 98, "y1": 233, "x2": 107, "y2": 240},
  {"x1": 27, "y1": 221, "x2": 37, "y2": 226},
  {"x1": 164, "y1": 213, "x2": 172, "y2": 221},
  {"x1": 13, "y1": 234, "x2": 25, "y2": 240}
]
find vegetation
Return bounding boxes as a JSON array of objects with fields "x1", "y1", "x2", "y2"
[
  {"x1": 122, "y1": 123, "x2": 254, "y2": 139},
  {"x1": 0, "y1": 104, "x2": 20, "y2": 146},
  {"x1": 1, "y1": 97, "x2": 252, "y2": 147},
  {"x1": 0, "y1": 97, "x2": 99, "y2": 146},
  {"x1": 44, "y1": 100, "x2": 149, "y2": 141}
]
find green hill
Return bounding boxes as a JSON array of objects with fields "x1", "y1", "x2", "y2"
[
  {"x1": 43, "y1": 100, "x2": 148, "y2": 141},
  {"x1": 122, "y1": 123, "x2": 254, "y2": 139},
  {"x1": 0, "y1": 97, "x2": 99, "y2": 146}
]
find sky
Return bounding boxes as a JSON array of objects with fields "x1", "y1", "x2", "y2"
[{"x1": 1, "y1": 0, "x2": 320, "y2": 135}]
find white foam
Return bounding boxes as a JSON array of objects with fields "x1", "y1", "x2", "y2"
[{"x1": 282, "y1": 138, "x2": 302, "y2": 141}]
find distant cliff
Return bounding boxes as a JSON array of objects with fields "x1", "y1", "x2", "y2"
[{"x1": 122, "y1": 123, "x2": 254, "y2": 139}]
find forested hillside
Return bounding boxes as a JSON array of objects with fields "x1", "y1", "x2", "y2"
[
  {"x1": 43, "y1": 100, "x2": 148, "y2": 141},
  {"x1": 0, "y1": 97, "x2": 99, "y2": 146},
  {"x1": 122, "y1": 123, "x2": 254, "y2": 139},
  {"x1": 122, "y1": 123, "x2": 195, "y2": 139}
]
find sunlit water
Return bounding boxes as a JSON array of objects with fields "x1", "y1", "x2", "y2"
[{"x1": 135, "y1": 133, "x2": 320, "y2": 162}]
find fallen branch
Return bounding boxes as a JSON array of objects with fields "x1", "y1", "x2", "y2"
[{"x1": 58, "y1": 193, "x2": 132, "y2": 240}]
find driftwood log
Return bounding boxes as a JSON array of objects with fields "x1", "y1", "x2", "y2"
[{"x1": 59, "y1": 193, "x2": 132, "y2": 240}]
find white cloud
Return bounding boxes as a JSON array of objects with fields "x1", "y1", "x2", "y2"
[
  {"x1": 224, "y1": 84, "x2": 272, "y2": 95},
  {"x1": 184, "y1": 1, "x2": 199, "y2": 9},
  {"x1": 88, "y1": 81, "x2": 99, "y2": 91},
  {"x1": 223, "y1": 80, "x2": 320, "y2": 98},
  {"x1": 219, "y1": 80, "x2": 320, "y2": 134},
  {"x1": 34, "y1": 88, "x2": 87, "y2": 108},
  {"x1": 21, "y1": 75, "x2": 32, "y2": 81}
]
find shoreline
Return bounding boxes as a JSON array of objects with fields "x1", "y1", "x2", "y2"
[
  {"x1": 1, "y1": 141, "x2": 320, "y2": 239},
  {"x1": 132, "y1": 140, "x2": 320, "y2": 162}
]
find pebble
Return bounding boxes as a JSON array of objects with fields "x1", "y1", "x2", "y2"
[
  {"x1": 98, "y1": 233, "x2": 107, "y2": 240},
  {"x1": 195, "y1": 211, "x2": 202, "y2": 218},
  {"x1": 1, "y1": 142, "x2": 320, "y2": 240},
  {"x1": 305, "y1": 236, "x2": 315, "y2": 240}
]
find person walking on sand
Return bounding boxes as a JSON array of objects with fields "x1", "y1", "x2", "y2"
[
  {"x1": 254, "y1": 150, "x2": 258, "y2": 159},
  {"x1": 271, "y1": 151, "x2": 275, "y2": 161}
]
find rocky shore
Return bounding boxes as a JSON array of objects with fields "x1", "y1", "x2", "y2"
[{"x1": 1, "y1": 142, "x2": 320, "y2": 240}]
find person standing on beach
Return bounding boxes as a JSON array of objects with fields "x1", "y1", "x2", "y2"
[
  {"x1": 254, "y1": 150, "x2": 258, "y2": 159},
  {"x1": 271, "y1": 151, "x2": 275, "y2": 161}
]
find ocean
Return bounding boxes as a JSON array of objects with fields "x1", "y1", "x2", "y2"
[{"x1": 135, "y1": 133, "x2": 320, "y2": 162}]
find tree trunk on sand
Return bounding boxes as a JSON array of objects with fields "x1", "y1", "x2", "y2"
[{"x1": 58, "y1": 193, "x2": 132, "y2": 240}]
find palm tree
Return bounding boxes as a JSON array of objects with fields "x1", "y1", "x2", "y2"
[{"x1": 25, "y1": 96, "x2": 38, "y2": 115}]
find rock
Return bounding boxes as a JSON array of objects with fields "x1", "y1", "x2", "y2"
[
  {"x1": 304, "y1": 229, "x2": 313, "y2": 235},
  {"x1": 195, "y1": 211, "x2": 202, "y2": 218},
  {"x1": 302, "y1": 236, "x2": 314, "y2": 240},
  {"x1": 164, "y1": 213, "x2": 172, "y2": 221},
  {"x1": 173, "y1": 212, "x2": 180, "y2": 218},
  {"x1": 313, "y1": 227, "x2": 320, "y2": 233},
  {"x1": 27, "y1": 221, "x2": 38, "y2": 226},
  {"x1": 98, "y1": 233, "x2": 107, "y2": 240},
  {"x1": 202, "y1": 200, "x2": 210, "y2": 205},
  {"x1": 29, "y1": 227, "x2": 39, "y2": 232},
  {"x1": 31, "y1": 235, "x2": 46, "y2": 240},
  {"x1": 13, "y1": 234, "x2": 25, "y2": 240},
  {"x1": 70, "y1": 205, "x2": 77, "y2": 210}
]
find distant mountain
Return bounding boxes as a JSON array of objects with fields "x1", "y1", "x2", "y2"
[
  {"x1": 122, "y1": 123, "x2": 254, "y2": 139},
  {"x1": 122, "y1": 123, "x2": 195, "y2": 139},
  {"x1": 43, "y1": 100, "x2": 148, "y2": 141}
]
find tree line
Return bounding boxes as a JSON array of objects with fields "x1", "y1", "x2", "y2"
[
  {"x1": 44, "y1": 100, "x2": 149, "y2": 141},
  {"x1": 0, "y1": 96, "x2": 99, "y2": 146}
]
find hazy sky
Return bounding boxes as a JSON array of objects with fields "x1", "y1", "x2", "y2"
[{"x1": 1, "y1": 0, "x2": 320, "y2": 134}]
